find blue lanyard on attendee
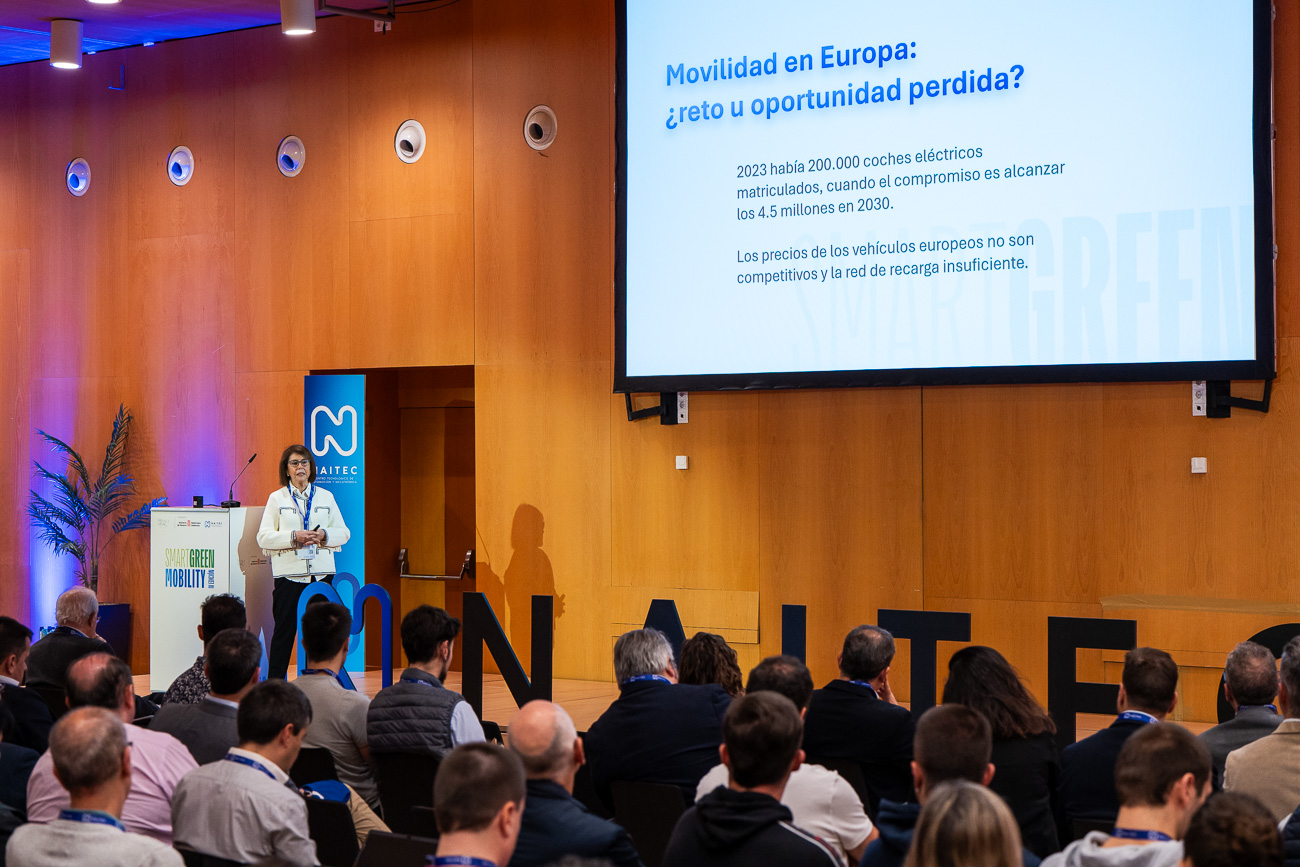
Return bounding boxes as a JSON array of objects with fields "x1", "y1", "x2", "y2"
[
  {"x1": 1111, "y1": 827, "x2": 1172, "y2": 842},
  {"x1": 302, "y1": 668, "x2": 351, "y2": 689},
  {"x1": 57, "y1": 810, "x2": 124, "y2": 831},
  {"x1": 430, "y1": 858, "x2": 497, "y2": 867},
  {"x1": 848, "y1": 680, "x2": 880, "y2": 699},
  {"x1": 224, "y1": 753, "x2": 277, "y2": 781},
  {"x1": 1240, "y1": 704, "x2": 1279, "y2": 714},
  {"x1": 620, "y1": 674, "x2": 671, "y2": 685},
  {"x1": 289, "y1": 484, "x2": 315, "y2": 530},
  {"x1": 1117, "y1": 710, "x2": 1159, "y2": 725},
  {"x1": 401, "y1": 676, "x2": 437, "y2": 687}
]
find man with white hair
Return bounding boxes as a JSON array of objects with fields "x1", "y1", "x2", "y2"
[
  {"x1": 7, "y1": 707, "x2": 182, "y2": 866},
  {"x1": 584, "y1": 628, "x2": 731, "y2": 811},
  {"x1": 26, "y1": 587, "x2": 114, "y2": 692},
  {"x1": 507, "y1": 700, "x2": 642, "y2": 867}
]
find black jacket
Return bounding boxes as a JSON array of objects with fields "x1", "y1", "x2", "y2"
[
  {"x1": 860, "y1": 799, "x2": 1040, "y2": 867},
  {"x1": 0, "y1": 684, "x2": 52, "y2": 754},
  {"x1": 0, "y1": 743, "x2": 37, "y2": 817},
  {"x1": 1283, "y1": 803, "x2": 1300, "y2": 867},
  {"x1": 801, "y1": 680, "x2": 915, "y2": 816},
  {"x1": 662, "y1": 786, "x2": 843, "y2": 867},
  {"x1": 990, "y1": 732, "x2": 1061, "y2": 858},
  {"x1": 584, "y1": 679, "x2": 730, "y2": 810},
  {"x1": 508, "y1": 779, "x2": 643, "y2": 867},
  {"x1": 1057, "y1": 717, "x2": 1149, "y2": 837},
  {"x1": 25, "y1": 627, "x2": 114, "y2": 691}
]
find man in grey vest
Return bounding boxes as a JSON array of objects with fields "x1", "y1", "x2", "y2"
[
  {"x1": 367, "y1": 605, "x2": 485, "y2": 755},
  {"x1": 1199, "y1": 641, "x2": 1282, "y2": 789}
]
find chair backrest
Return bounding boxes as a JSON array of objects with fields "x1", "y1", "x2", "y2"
[
  {"x1": 1072, "y1": 816, "x2": 1115, "y2": 841},
  {"x1": 31, "y1": 685, "x2": 67, "y2": 721},
  {"x1": 175, "y1": 846, "x2": 247, "y2": 867},
  {"x1": 291, "y1": 747, "x2": 339, "y2": 785},
  {"x1": 571, "y1": 760, "x2": 612, "y2": 819},
  {"x1": 407, "y1": 805, "x2": 440, "y2": 840},
  {"x1": 372, "y1": 751, "x2": 441, "y2": 835},
  {"x1": 305, "y1": 794, "x2": 360, "y2": 867},
  {"x1": 610, "y1": 780, "x2": 687, "y2": 867},
  {"x1": 353, "y1": 831, "x2": 439, "y2": 867},
  {"x1": 811, "y1": 757, "x2": 875, "y2": 817}
]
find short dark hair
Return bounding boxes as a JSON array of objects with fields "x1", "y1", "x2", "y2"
[
  {"x1": 746, "y1": 655, "x2": 814, "y2": 711},
  {"x1": 839, "y1": 625, "x2": 895, "y2": 682},
  {"x1": 401, "y1": 605, "x2": 461, "y2": 666},
  {"x1": 201, "y1": 594, "x2": 247, "y2": 644},
  {"x1": 1182, "y1": 791, "x2": 1282, "y2": 867},
  {"x1": 1225, "y1": 642, "x2": 1278, "y2": 707},
  {"x1": 722, "y1": 691, "x2": 803, "y2": 788},
  {"x1": 301, "y1": 601, "x2": 351, "y2": 663},
  {"x1": 1280, "y1": 637, "x2": 1300, "y2": 702},
  {"x1": 1122, "y1": 647, "x2": 1178, "y2": 714},
  {"x1": 0, "y1": 617, "x2": 32, "y2": 665},
  {"x1": 277, "y1": 445, "x2": 316, "y2": 487},
  {"x1": 434, "y1": 744, "x2": 526, "y2": 834},
  {"x1": 915, "y1": 704, "x2": 992, "y2": 786},
  {"x1": 206, "y1": 628, "x2": 263, "y2": 694},
  {"x1": 66, "y1": 653, "x2": 133, "y2": 710},
  {"x1": 1114, "y1": 722, "x2": 1211, "y2": 808},
  {"x1": 237, "y1": 681, "x2": 312, "y2": 745}
]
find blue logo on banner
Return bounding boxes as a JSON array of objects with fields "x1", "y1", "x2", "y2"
[{"x1": 304, "y1": 375, "x2": 366, "y2": 672}]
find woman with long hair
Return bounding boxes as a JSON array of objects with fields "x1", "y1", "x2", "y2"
[
  {"x1": 903, "y1": 780, "x2": 1024, "y2": 867},
  {"x1": 678, "y1": 632, "x2": 744, "y2": 698},
  {"x1": 942, "y1": 645, "x2": 1060, "y2": 858}
]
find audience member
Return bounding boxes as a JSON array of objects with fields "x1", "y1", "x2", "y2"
[
  {"x1": 0, "y1": 617, "x2": 52, "y2": 752},
  {"x1": 1225, "y1": 635, "x2": 1300, "y2": 820},
  {"x1": 860, "y1": 704, "x2": 1039, "y2": 867},
  {"x1": 1183, "y1": 791, "x2": 1280, "y2": 867},
  {"x1": 24, "y1": 588, "x2": 113, "y2": 692},
  {"x1": 902, "y1": 780, "x2": 1024, "y2": 867},
  {"x1": 162, "y1": 594, "x2": 247, "y2": 706},
  {"x1": 506, "y1": 700, "x2": 641, "y2": 867},
  {"x1": 1043, "y1": 723, "x2": 1210, "y2": 867},
  {"x1": 678, "y1": 632, "x2": 744, "y2": 698},
  {"x1": 151, "y1": 627, "x2": 261, "y2": 763},
  {"x1": 943, "y1": 645, "x2": 1061, "y2": 858},
  {"x1": 0, "y1": 722, "x2": 37, "y2": 817},
  {"x1": 1058, "y1": 647, "x2": 1178, "y2": 833},
  {"x1": 25, "y1": 653, "x2": 196, "y2": 843},
  {"x1": 434, "y1": 743, "x2": 527, "y2": 867},
  {"x1": 662, "y1": 691, "x2": 841, "y2": 866},
  {"x1": 1198, "y1": 641, "x2": 1281, "y2": 790},
  {"x1": 802, "y1": 624, "x2": 915, "y2": 816},
  {"x1": 367, "y1": 604, "x2": 485, "y2": 756},
  {"x1": 7, "y1": 708, "x2": 182, "y2": 867},
  {"x1": 170, "y1": 680, "x2": 318, "y2": 865},
  {"x1": 584, "y1": 628, "x2": 730, "y2": 808},
  {"x1": 697, "y1": 655, "x2": 876, "y2": 862}
]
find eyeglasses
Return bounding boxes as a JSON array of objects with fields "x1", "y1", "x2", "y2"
[{"x1": 287, "y1": 459, "x2": 310, "y2": 468}]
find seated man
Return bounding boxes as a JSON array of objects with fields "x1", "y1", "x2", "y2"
[
  {"x1": 367, "y1": 604, "x2": 485, "y2": 756},
  {"x1": 1226, "y1": 635, "x2": 1300, "y2": 821},
  {"x1": 151, "y1": 627, "x2": 261, "y2": 763},
  {"x1": 1059, "y1": 647, "x2": 1179, "y2": 832},
  {"x1": 26, "y1": 653, "x2": 197, "y2": 843},
  {"x1": 25, "y1": 588, "x2": 114, "y2": 692},
  {"x1": 0, "y1": 616, "x2": 53, "y2": 752},
  {"x1": 1045, "y1": 723, "x2": 1211, "y2": 867},
  {"x1": 1199, "y1": 642, "x2": 1282, "y2": 790},
  {"x1": 1184, "y1": 791, "x2": 1281, "y2": 867},
  {"x1": 507, "y1": 699, "x2": 642, "y2": 867},
  {"x1": 584, "y1": 628, "x2": 731, "y2": 808},
  {"x1": 170, "y1": 680, "x2": 318, "y2": 866},
  {"x1": 802, "y1": 624, "x2": 916, "y2": 816},
  {"x1": 6, "y1": 707, "x2": 182, "y2": 867},
  {"x1": 663, "y1": 691, "x2": 842, "y2": 866},
  {"x1": 697, "y1": 655, "x2": 876, "y2": 862},
  {"x1": 162, "y1": 593, "x2": 247, "y2": 706},
  {"x1": 433, "y1": 743, "x2": 527, "y2": 867}
]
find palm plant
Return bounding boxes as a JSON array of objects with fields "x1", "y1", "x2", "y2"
[{"x1": 27, "y1": 404, "x2": 167, "y2": 594}]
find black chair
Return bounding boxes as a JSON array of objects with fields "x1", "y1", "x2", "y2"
[
  {"x1": 408, "y1": 806, "x2": 440, "y2": 840},
  {"x1": 291, "y1": 747, "x2": 339, "y2": 785},
  {"x1": 572, "y1": 754, "x2": 612, "y2": 819},
  {"x1": 132, "y1": 715, "x2": 154, "y2": 728},
  {"x1": 31, "y1": 685, "x2": 67, "y2": 721},
  {"x1": 304, "y1": 795, "x2": 360, "y2": 867},
  {"x1": 353, "y1": 830, "x2": 439, "y2": 867},
  {"x1": 175, "y1": 847, "x2": 248, "y2": 867},
  {"x1": 1072, "y1": 816, "x2": 1114, "y2": 841},
  {"x1": 481, "y1": 720, "x2": 504, "y2": 745},
  {"x1": 610, "y1": 780, "x2": 687, "y2": 867},
  {"x1": 372, "y1": 751, "x2": 440, "y2": 835},
  {"x1": 812, "y1": 757, "x2": 875, "y2": 818}
]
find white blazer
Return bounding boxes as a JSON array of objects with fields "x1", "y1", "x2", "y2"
[{"x1": 256, "y1": 484, "x2": 351, "y2": 580}]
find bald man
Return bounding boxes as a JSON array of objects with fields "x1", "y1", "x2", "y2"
[{"x1": 506, "y1": 701, "x2": 643, "y2": 867}]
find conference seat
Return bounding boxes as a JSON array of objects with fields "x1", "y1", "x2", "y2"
[
  {"x1": 1071, "y1": 817, "x2": 1114, "y2": 841},
  {"x1": 174, "y1": 846, "x2": 248, "y2": 867},
  {"x1": 290, "y1": 747, "x2": 339, "y2": 785},
  {"x1": 610, "y1": 780, "x2": 687, "y2": 867},
  {"x1": 31, "y1": 685, "x2": 67, "y2": 721},
  {"x1": 372, "y1": 751, "x2": 440, "y2": 834},
  {"x1": 304, "y1": 795, "x2": 359, "y2": 867},
  {"x1": 407, "y1": 806, "x2": 440, "y2": 840},
  {"x1": 353, "y1": 830, "x2": 439, "y2": 867},
  {"x1": 572, "y1": 740, "x2": 612, "y2": 818}
]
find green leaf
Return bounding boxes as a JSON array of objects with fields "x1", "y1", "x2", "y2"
[
  {"x1": 35, "y1": 430, "x2": 90, "y2": 496},
  {"x1": 112, "y1": 496, "x2": 167, "y2": 534},
  {"x1": 97, "y1": 405, "x2": 132, "y2": 493}
]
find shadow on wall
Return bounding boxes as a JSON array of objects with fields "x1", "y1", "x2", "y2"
[{"x1": 478, "y1": 503, "x2": 564, "y2": 671}]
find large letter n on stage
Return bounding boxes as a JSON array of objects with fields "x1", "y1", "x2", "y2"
[{"x1": 461, "y1": 592, "x2": 553, "y2": 719}]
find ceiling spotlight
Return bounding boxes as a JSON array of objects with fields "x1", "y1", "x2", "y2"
[
  {"x1": 394, "y1": 120, "x2": 426, "y2": 164},
  {"x1": 86, "y1": 0, "x2": 121, "y2": 5},
  {"x1": 50, "y1": 19, "x2": 83, "y2": 70},
  {"x1": 281, "y1": 0, "x2": 317, "y2": 36}
]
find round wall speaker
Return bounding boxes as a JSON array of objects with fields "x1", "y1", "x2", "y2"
[
  {"x1": 65, "y1": 158, "x2": 91, "y2": 197},
  {"x1": 277, "y1": 135, "x2": 306, "y2": 177},
  {"x1": 167, "y1": 146, "x2": 194, "y2": 186},
  {"x1": 394, "y1": 120, "x2": 426, "y2": 164},
  {"x1": 523, "y1": 105, "x2": 557, "y2": 151}
]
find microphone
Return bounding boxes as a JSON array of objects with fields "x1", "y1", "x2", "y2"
[{"x1": 221, "y1": 453, "x2": 257, "y2": 508}]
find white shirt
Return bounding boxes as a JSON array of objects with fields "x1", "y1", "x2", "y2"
[
  {"x1": 696, "y1": 762, "x2": 873, "y2": 859},
  {"x1": 0, "y1": 675, "x2": 18, "y2": 687},
  {"x1": 257, "y1": 484, "x2": 351, "y2": 581}
]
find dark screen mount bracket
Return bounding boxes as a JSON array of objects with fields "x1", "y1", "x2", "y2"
[
  {"x1": 1206, "y1": 378, "x2": 1272, "y2": 418},
  {"x1": 624, "y1": 392, "x2": 680, "y2": 425}
]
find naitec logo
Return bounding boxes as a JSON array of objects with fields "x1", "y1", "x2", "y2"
[
  {"x1": 311, "y1": 405, "x2": 358, "y2": 457},
  {"x1": 162, "y1": 547, "x2": 216, "y2": 589}
]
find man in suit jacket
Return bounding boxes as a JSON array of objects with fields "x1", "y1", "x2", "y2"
[
  {"x1": 584, "y1": 628, "x2": 731, "y2": 810},
  {"x1": 151, "y1": 628, "x2": 261, "y2": 764},
  {"x1": 1226, "y1": 636, "x2": 1300, "y2": 821},
  {"x1": 25, "y1": 588, "x2": 114, "y2": 692},
  {"x1": 1199, "y1": 641, "x2": 1283, "y2": 789},
  {"x1": 802, "y1": 624, "x2": 916, "y2": 817},
  {"x1": 1057, "y1": 647, "x2": 1179, "y2": 837},
  {"x1": 0, "y1": 616, "x2": 53, "y2": 752}
]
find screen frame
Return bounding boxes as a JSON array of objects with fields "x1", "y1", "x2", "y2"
[{"x1": 613, "y1": 0, "x2": 1276, "y2": 393}]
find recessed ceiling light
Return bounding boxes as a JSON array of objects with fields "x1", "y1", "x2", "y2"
[{"x1": 87, "y1": 0, "x2": 121, "y2": 5}]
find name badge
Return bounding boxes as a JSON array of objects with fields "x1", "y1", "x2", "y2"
[{"x1": 297, "y1": 545, "x2": 317, "y2": 560}]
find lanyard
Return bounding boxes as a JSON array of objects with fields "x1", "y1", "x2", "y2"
[
  {"x1": 848, "y1": 680, "x2": 880, "y2": 698},
  {"x1": 1111, "y1": 827, "x2": 1172, "y2": 842},
  {"x1": 1240, "y1": 704, "x2": 1279, "y2": 714},
  {"x1": 224, "y1": 753, "x2": 277, "y2": 781},
  {"x1": 621, "y1": 674, "x2": 671, "y2": 685},
  {"x1": 57, "y1": 810, "x2": 124, "y2": 831},
  {"x1": 1117, "y1": 710, "x2": 1159, "y2": 725},
  {"x1": 401, "y1": 677, "x2": 437, "y2": 687},
  {"x1": 432, "y1": 858, "x2": 497, "y2": 867},
  {"x1": 289, "y1": 484, "x2": 315, "y2": 530},
  {"x1": 303, "y1": 668, "x2": 351, "y2": 689}
]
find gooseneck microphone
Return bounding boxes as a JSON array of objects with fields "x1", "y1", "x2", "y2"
[{"x1": 221, "y1": 453, "x2": 257, "y2": 508}]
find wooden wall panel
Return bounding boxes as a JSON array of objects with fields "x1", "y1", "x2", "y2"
[
  {"x1": 0, "y1": 63, "x2": 29, "y2": 252},
  {"x1": 0, "y1": 251, "x2": 30, "y2": 622},
  {"x1": 1277, "y1": 2, "x2": 1299, "y2": 340}
]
